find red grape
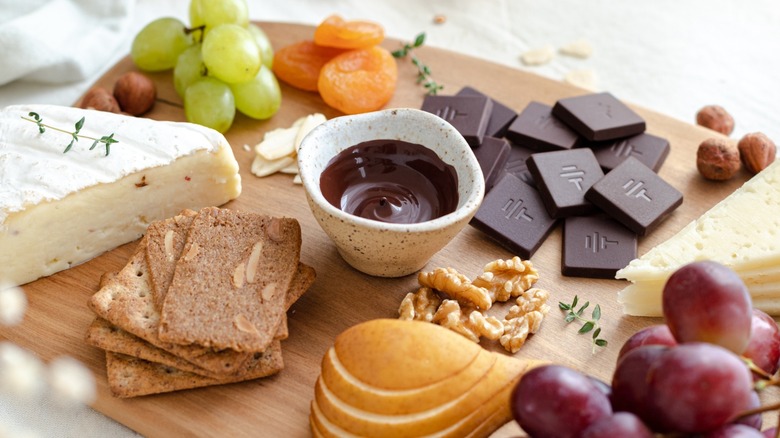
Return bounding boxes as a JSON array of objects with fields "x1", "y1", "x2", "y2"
[
  {"x1": 511, "y1": 365, "x2": 611, "y2": 438},
  {"x1": 647, "y1": 343, "x2": 753, "y2": 433},
  {"x1": 579, "y1": 412, "x2": 653, "y2": 438},
  {"x1": 617, "y1": 324, "x2": 677, "y2": 360},
  {"x1": 703, "y1": 424, "x2": 766, "y2": 437},
  {"x1": 734, "y1": 391, "x2": 762, "y2": 430},
  {"x1": 743, "y1": 308, "x2": 780, "y2": 377},
  {"x1": 662, "y1": 261, "x2": 752, "y2": 354},
  {"x1": 611, "y1": 345, "x2": 669, "y2": 431},
  {"x1": 762, "y1": 427, "x2": 778, "y2": 438}
]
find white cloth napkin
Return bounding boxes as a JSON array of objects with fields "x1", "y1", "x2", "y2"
[{"x1": 0, "y1": 0, "x2": 135, "y2": 86}]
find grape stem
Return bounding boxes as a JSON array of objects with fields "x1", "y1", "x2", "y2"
[{"x1": 184, "y1": 25, "x2": 206, "y2": 44}]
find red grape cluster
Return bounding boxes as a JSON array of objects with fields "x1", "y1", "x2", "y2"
[{"x1": 511, "y1": 261, "x2": 780, "y2": 437}]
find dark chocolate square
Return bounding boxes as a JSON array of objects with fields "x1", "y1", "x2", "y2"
[
  {"x1": 456, "y1": 86, "x2": 518, "y2": 138},
  {"x1": 503, "y1": 143, "x2": 536, "y2": 187},
  {"x1": 552, "y1": 92, "x2": 645, "y2": 141},
  {"x1": 585, "y1": 157, "x2": 683, "y2": 236},
  {"x1": 471, "y1": 173, "x2": 558, "y2": 259},
  {"x1": 563, "y1": 215, "x2": 637, "y2": 278},
  {"x1": 527, "y1": 148, "x2": 604, "y2": 218},
  {"x1": 506, "y1": 101, "x2": 581, "y2": 151},
  {"x1": 473, "y1": 136, "x2": 511, "y2": 192},
  {"x1": 421, "y1": 95, "x2": 493, "y2": 147},
  {"x1": 588, "y1": 133, "x2": 670, "y2": 172}
]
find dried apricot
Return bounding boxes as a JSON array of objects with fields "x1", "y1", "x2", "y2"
[
  {"x1": 313, "y1": 15, "x2": 384, "y2": 49},
  {"x1": 318, "y1": 46, "x2": 398, "y2": 115},
  {"x1": 272, "y1": 40, "x2": 346, "y2": 92}
]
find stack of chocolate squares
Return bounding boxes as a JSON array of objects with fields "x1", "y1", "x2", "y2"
[
  {"x1": 85, "y1": 207, "x2": 315, "y2": 397},
  {"x1": 422, "y1": 90, "x2": 681, "y2": 279}
]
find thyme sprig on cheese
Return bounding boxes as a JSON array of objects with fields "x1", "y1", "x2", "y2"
[{"x1": 22, "y1": 112, "x2": 119, "y2": 156}]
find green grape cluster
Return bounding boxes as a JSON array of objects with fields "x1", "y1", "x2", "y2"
[{"x1": 129, "y1": 0, "x2": 281, "y2": 133}]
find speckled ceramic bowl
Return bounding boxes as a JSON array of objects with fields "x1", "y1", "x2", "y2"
[{"x1": 297, "y1": 108, "x2": 485, "y2": 277}]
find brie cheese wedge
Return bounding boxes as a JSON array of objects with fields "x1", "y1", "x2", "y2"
[
  {"x1": 616, "y1": 158, "x2": 780, "y2": 316},
  {"x1": 0, "y1": 104, "x2": 241, "y2": 286}
]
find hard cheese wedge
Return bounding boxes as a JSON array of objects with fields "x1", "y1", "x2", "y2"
[
  {"x1": 616, "y1": 159, "x2": 780, "y2": 316},
  {"x1": 0, "y1": 104, "x2": 241, "y2": 286}
]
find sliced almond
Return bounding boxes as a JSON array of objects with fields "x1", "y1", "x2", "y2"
[
  {"x1": 163, "y1": 230, "x2": 175, "y2": 262},
  {"x1": 292, "y1": 174, "x2": 302, "y2": 185},
  {"x1": 520, "y1": 44, "x2": 555, "y2": 66},
  {"x1": 232, "y1": 263, "x2": 246, "y2": 288},
  {"x1": 256, "y1": 126, "x2": 298, "y2": 160},
  {"x1": 266, "y1": 218, "x2": 286, "y2": 243},
  {"x1": 183, "y1": 243, "x2": 200, "y2": 262},
  {"x1": 279, "y1": 162, "x2": 299, "y2": 174},
  {"x1": 251, "y1": 155, "x2": 296, "y2": 178},
  {"x1": 294, "y1": 113, "x2": 327, "y2": 153},
  {"x1": 245, "y1": 241, "x2": 263, "y2": 284},
  {"x1": 261, "y1": 283, "x2": 277, "y2": 301},
  {"x1": 234, "y1": 314, "x2": 260, "y2": 336}
]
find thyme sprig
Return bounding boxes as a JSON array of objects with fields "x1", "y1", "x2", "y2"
[
  {"x1": 559, "y1": 295, "x2": 608, "y2": 352},
  {"x1": 22, "y1": 112, "x2": 119, "y2": 156},
  {"x1": 392, "y1": 32, "x2": 443, "y2": 96}
]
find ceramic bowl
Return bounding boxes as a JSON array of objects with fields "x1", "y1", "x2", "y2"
[{"x1": 297, "y1": 108, "x2": 485, "y2": 277}]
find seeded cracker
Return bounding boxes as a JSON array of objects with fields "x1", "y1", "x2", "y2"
[
  {"x1": 88, "y1": 235, "x2": 254, "y2": 375},
  {"x1": 105, "y1": 344, "x2": 283, "y2": 398},
  {"x1": 158, "y1": 207, "x2": 301, "y2": 352}
]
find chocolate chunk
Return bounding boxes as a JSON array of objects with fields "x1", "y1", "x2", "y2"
[
  {"x1": 456, "y1": 86, "x2": 517, "y2": 138},
  {"x1": 505, "y1": 101, "x2": 581, "y2": 151},
  {"x1": 585, "y1": 157, "x2": 682, "y2": 236},
  {"x1": 552, "y1": 92, "x2": 645, "y2": 141},
  {"x1": 471, "y1": 173, "x2": 558, "y2": 259},
  {"x1": 421, "y1": 95, "x2": 493, "y2": 147},
  {"x1": 588, "y1": 132, "x2": 670, "y2": 172},
  {"x1": 473, "y1": 136, "x2": 511, "y2": 192},
  {"x1": 504, "y1": 143, "x2": 536, "y2": 187},
  {"x1": 527, "y1": 148, "x2": 604, "y2": 218},
  {"x1": 562, "y1": 215, "x2": 638, "y2": 278}
]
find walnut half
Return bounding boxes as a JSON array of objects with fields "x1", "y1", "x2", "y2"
[
  {"x1": 472, "y1": 257, "x2": 539, "y2": 303},
  {"x1": 418, "y1": 267, "x2": 492, "y2": 310},
  {"x1": 499, "y1": 288, "x2": 550, "y2": 353},
  {"x1": 432, "y1": 300, "x2": 503, "y2": 343},
  {"x1": 398, "y1": 287, "x2": 442, "y2": 322}
]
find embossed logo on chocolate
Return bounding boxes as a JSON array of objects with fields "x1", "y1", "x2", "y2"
[
  {"x1": 623, "y1": 179, "x2": 652, "y2": 201},
  {"x1": 435, "y1": 106, "x2": 467, "y2": 122},
  {"x1": 585, "y1": 231, "x2": 618, "y2": 253},
  {"x1": 611, "y1": 140, "x2": 644, "y2": 158},
  {"x1": 501, "y1": 198, "x2": 534, "y2": 222},
  {"x1": 560, "y1": 165, "x2": 586, "y2": 190}
]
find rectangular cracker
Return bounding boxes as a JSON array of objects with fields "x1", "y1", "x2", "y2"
[
  {"x1": 158, "y1": 207, "x2": 301, "y2": 352},
  {"x1": 105, "y1": 342, "x2": 283, "y2": 398}
]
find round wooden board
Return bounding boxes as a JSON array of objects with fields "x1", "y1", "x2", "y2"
[{"x1": 1, "y1": 21, "x2": 762, "y2": 437}]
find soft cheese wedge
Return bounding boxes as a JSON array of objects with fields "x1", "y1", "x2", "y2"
[
  {"x1": 616, "y1": 159, "x2": 780, "y2": 316},
  {"x1": 310, "y1": 319, "x2": 545, "y2": 437},
  {"x1": 0, "y1": 104, "x2": 241, "y2": 286}
]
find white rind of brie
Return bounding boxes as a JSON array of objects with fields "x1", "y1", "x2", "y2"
[
  {"x1": 616, "y1": 158, "x2": 780, "y2": 316},
  {"x1": 0, "y1": 104, "x2": 242, "y2": 286}
]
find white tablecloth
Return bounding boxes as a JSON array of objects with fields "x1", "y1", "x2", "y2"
[{"x1": 1, "y1": 0, "x2": 778, "y2": 436}]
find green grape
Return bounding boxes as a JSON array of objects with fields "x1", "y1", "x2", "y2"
[
  {"x1": 189, "y1": 0, "x2": 248, "y2": 31},
  {"x1": 174, "y1": 45, "x2": 206, "y2": 98},
  {"x1": 247, "y1": 23, "x2": 274, "y2": 69},
  {"x1": 230, "y1": 65, "x2": 281, "y2": 119},
  {"x1": 184, "y1": 77, "x2": 235, "y2": 133},
  {"x1": 131, "y1": 17, "x2": 191, "y2": 71},
  {"x1": 202, "y1": 24, "x2": 261, "y2": 84}
]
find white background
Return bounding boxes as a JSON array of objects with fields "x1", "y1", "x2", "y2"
[{"x1": 1, "y1": 0, "x2": 779, "y2": 436}]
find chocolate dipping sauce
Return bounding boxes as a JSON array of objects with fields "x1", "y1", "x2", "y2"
[{"x1": 319, "y1": 139, "x2": 459, "y2": 224}]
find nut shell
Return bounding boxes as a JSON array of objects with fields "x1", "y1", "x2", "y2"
[
  {"x1": 114, "y1": 71, "x2": 156, "y2": 116},
  {"x1": 696, "y1": 138, "x2": 741, "y2": 181},
  {"x1": 737, "y1": 132, "x2": 776, "y2": 174},
  {"x1": 79, "y1": 87, "x2": 121, "y2": 113},
  {"x1": 696, "y1": 105, "x2": 735, "y2": 136}
]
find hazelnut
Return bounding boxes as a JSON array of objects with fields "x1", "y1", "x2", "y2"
[
  {"x1": 737, "y1": 132, "x2": 776, "y2": 174},
  {"x1": 696, "y1": 138, "x2": 741, "y2": 181},
  {"x1": 113, "y1": 71, "x2": 156, "y2": 116},
  {"x1": 696, "y1": 105, "x2": 735, "y2": 136},
  {"x1": 79, "y1": 87, "x2": 120, "y2": 113}
]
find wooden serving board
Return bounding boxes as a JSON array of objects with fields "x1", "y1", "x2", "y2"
[{"x1": 1, "y1": 22, "x2": 760, "y2": 437}]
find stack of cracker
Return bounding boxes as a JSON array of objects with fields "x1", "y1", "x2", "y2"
[{"x1": 85, "y1": 207, "x2": 315, "y2": 398}]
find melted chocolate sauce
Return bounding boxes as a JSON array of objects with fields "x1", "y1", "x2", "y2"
[{"x1": 319, "y1": 139, "x2": 459, "y2": 224}]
